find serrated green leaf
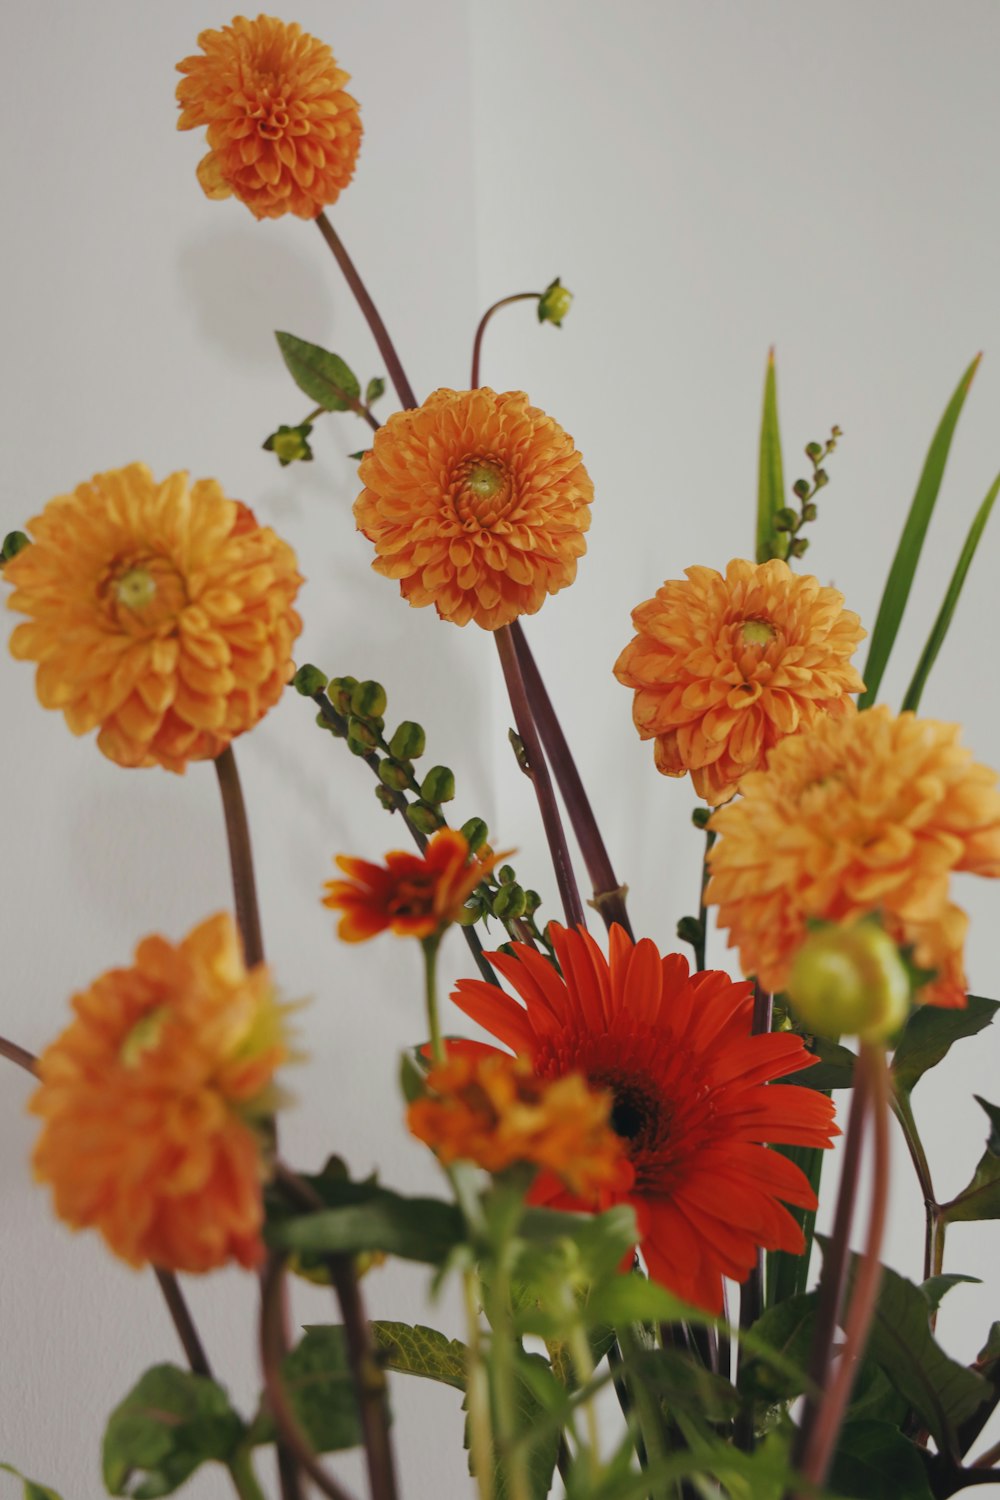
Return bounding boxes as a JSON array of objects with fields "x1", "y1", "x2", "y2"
[
  {"x1": 265, "y1": 1183, "x2": 462, "y2": 1265},
  {"x1": 756, "y1": 349, "x2": 786, "y2": 563},
  {"x1": 891, "y1": 995, "x2": 999, "y2": 1094},
  {"x1": 101, "y1": 1365, "x2": 244, "y2": 1498},
  {"x1": 0, "y1": 1464, "x2": 62, "y2": 1500},
  {"x1": 859, "y1": 354, "x2": 981, "y2": 709},
  {"x1": 253, "y1": 1328, "x2": 363, "y2": 1455},
  {"x1": 940, "y1": 1098, "x2": 1000, "y2": 1225},
  {"x1": 371, "y1": 1322, "x2": 467, "y2": 1391},
  {"x1": 464, "y1": 1353, "x2": 561, "y2": 1500},
  {"x1": 828, "y1": 1421, "x2": 935, "y2": 1500},
  {"x1": 902, "y1": 472, "x2": 1000, "y2": 712},
  {"x1": 920, "y1": 1274, "x2": 981, "y2": 1313},
  {"x1": 275, "y1": 331, "x2": 360, "y2": 412}
]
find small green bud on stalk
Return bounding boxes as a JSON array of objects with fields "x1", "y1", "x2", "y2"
[
  {"x1": 407, "y1": 802, "x2": 441, "y2": 835},
  {"x1": 378, "y1": 760, "x2": 410, "y2": 792},
  {"x1": 374, "y1": 784, "x2": 397, "y2": 811},
  {"x1": 315, "y1": 710, "x2": 345, "y2": 737},
  {"x1": 493, "y1": 884, "x2": 527, "y2": 920},
  {"x1": 790, "y1": 537, "x2": 810, "y2": 557},
  {"x1": 389, "y1": 721, "x2": 426, "y2": 760},
  {"x1": 328, "y1": 676, "x2": 359, "y2": 714},
  {"x1": 676, "y1": 915, "x2": 704, "y2": 948},
  {"x1": 538, "y1": 278, "x2": 573, "y2": 327},
  {"x1": 787, "y1": 922, "x2": 911, "y2": 1041},
  {"x1": 497, "y1": 865, "x2": 517, "y2": 886},
  {"x1": 522, "y1": 889, "x2": 541, "y2": 916},
  {"x1": 460, "y1": 817, "x2": 489, "y2": 852},
  {"x1": 292, "y1": 663, "x2": 328, "y2": 696},
  {"x1": 420, "y1": 765, "x2": 455, "y2": 804},
  {"x1": 456, "y1": 900, "x2": 483, "y2": 927},
  {"x1": 1, "y1": 531, "x2": 30, "y2": 565},
  {"x1": 262, "y1": 423, "x2": 314, "y2": 466},
  {"x1": 775, "y1": 506, "x2": 800, "y2": 531},
  {"x1": 691, "y1": 806, "x2": 712, "y2": 830},
  {"x1": 347, "y1": 717, "x2": 378, "y2": 752},
  {"x1": 351, "y1": 679, "x2": 387, "y2": 719},
  {"x1": 803, "y1": 503, "x2": 818, "y2": 522},
  {"x1": 791, "y1": 479, "x2": 811, "y2": 501},
  {"x1": 805, "y1": 441, "x2": 824, "y2": 460}
]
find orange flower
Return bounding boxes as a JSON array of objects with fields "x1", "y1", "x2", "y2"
[
  {"x1": 614, "y1": 559, "x2": 865, "y2": 804},
  {"x1": 450, "y1": 924, "x2": 836, "y2": 1313},
  {"x1": 706, "y1": 706, "x2": 1000, "y2": 1006},
  {"x1": 176, "y1": 15, "x2": 362, "y2": 220},
  {"x1": 29, "y1": 914, "x2": 290, "y2": 1273},
  {"x1": 323, "y1": 827, "x2": 508, "y2": 941},
  {"x1": 354, "y1": 388, "x2": 593, "y2": 630},
  {"x1": 4, "y1": 464, "x2": 302, "y2": 771},
  {"x1": 408, "y1": 1051, "x2": 629, "y2": 1199}
]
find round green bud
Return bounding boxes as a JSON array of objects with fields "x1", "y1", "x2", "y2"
[
  {"x1": 420, "y1": 765, "x2": 456, "y2": 804},
  {"x1": 378, "y1": 760, "x2": 410, "y2": 792},
  {"x1": 292, "y1": 663, "x2": 329, "y2": 697},
  {"x1": 374, "y1": 784, "x2": 397, "y2": 811},
  {"x1": 347, "y1": 717, "x2": 378, "y2": 753},
  {"x1": 538, "y1": 278, "x2": 573, "y2": 327},
  {"x1": 328, "y1": 676, "x2": 359, "y2": 714},
  {"x1": 790, "y1": 537, "x2": 810, "y2": 557},
  {"x1": 775, "y1": 506, "x2": 799, "y2": 531},
  {"x1": 787, "y1": 923, "x2": 911, "y2": 1041},
  {"x1": 497, "y1": 865, "x2": 517, "y2": 886},
  {"x1": 315, "y1": 710, "x2": 345, "y2": 737},
  {"x1": 351, "y1": 680, "x2": 388, "y2": 719},
  {"x1": 493, "y1": 883, "x2": 527, "y2": 920},
  {"x1": 791, "y1": 479, "x2": 811, "y2": 501},
  {"x1": 522, "y1": 889, "x2": 541, "y2": 915},
  {"x1": 456, "y1": 900, "x2": 483, "y2": 927},
  {"x1": 691, "y1": 806, "x2": 712, "y2": 830},
  {"x1": 389, "y1": 721, "x2": 426, "y2": 760},
  {"x1": 1, "y1": 530, "x2": 31, "y2": 565},
  {"x1": 676, "y1": 915, "x2": 704, "y2": 947},
  {"x1": 407, "y1": 802, "x2": 441, "y2": 835},
  {"x1": 814, "y1": 468, "x2": 829, "y2": 488},
  {"x1": 460, "y1": 817, "x2": 489, "y2": 852},
  {"x1": 805, "y1": 441, "x2": 823, "y2": 460},
  {"x1": 803, "y1": 503, "x2": 818, "y2": 522}
]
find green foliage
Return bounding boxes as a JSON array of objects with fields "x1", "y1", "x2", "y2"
[
  {"x1": 902, "y1": 471, "x2": 1000, "y2": 711},
  {"x1": 266, "y1": 1178, "x2": 463, "y2": 1265},
  {"x1": 765, "y1": 1141, "x2": 826, "y2": 1305},
  {"x1": 262, "y1": 422, "x2": 313, "y2": 465},
  {"x1": 829, "y1": 1421, "x2": 935, "y2": 1500},
  {"x1": 371, "y1": 1322, "x2": 468, "y2": 1390},
  {"x1": 890, "y1": 994, "x2": 999, "y2": 1094},
  {"x1": 784, "y1": 1035, "x2": 856, "y2": 1091},
  {"x1": 739, "y1": 1293, "x2": 817, "y2": 1402},
  {"x1": 275, "y1": 331, "x2": 361, "y2": 411},
  {"x1": 291, "y1": 663, "x2": 328, "y2": 697},
  {"x1": 940, "y1": 1096, "x2": 1000, "y2": 1224},
  {"x1": 859, "y1": 354, "x2": 981, "y2": 709},
  {"x1": 920, "y1": 1274, "x2": 981, "y2": 1313},
  {"x1": 756, "y1": 349, "x2": 786, "y2": 563},
  {"x1": 101, "y1": 1365, "x2": 244, "y2": 1498},
  {"x1": 0, "y1": 532, "x2": 30, "y2": 566},
  {"x1": 365, "y1": 375, "x2": 386, "y2": 405},
  {"x1": 465, "y1": 1352, "x2": 562, "y2": 1500},
  {"x1": 251, "y1": 1328, "x2": 363, "y2": 1454},
  {"x1": 0, "y1": 1464, "x2": 62, "y2": 1500}
]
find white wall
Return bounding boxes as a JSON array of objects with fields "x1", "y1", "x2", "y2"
[{"x1": 2, "y1": 2, "x2": 1000, "y2": 1495}]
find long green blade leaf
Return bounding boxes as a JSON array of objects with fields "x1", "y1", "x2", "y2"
[
  {"x1": 901, "y1": 471, "x2": 999, "y2": 712},
  {"x1": 859, "y1": 354, "x2": 981, "y2": 709},
  {"x1": 756, "y1": 348, "x2": 786, "y2": 562}
]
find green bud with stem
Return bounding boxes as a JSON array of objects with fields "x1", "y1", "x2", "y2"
[
  {"x1": 351, "y1": 680, "x2": 387, "y2": 719},
  {"x1": 389, "y1": 721, "x2": 426, "y2": 760},
  {"x1": 292, "y1": 663, "x2": 328, "y2": 697},
  {"x1": 420, "y1": 766, "x2": 455, "y2": 804},
  {"x1": 460, "y1": 817, "x2": 489, "y2": 852}
]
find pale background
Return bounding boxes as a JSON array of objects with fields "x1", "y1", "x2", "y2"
[{"x1": 2, "y1": 2, "x2": 1000, "y2": 1496}]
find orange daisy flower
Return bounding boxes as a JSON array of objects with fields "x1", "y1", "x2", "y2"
[
  {"x1": 323, "y1": 827, "x2": 508, "y2": 942},
  {"x1": 176, "y1": 15, "x2": 362, "y2": 220},
  {"x1": 4, "y1": 464, "x2": 302, "y2": 772},
  {"x1": 29, "y1": 914, "x2": 290, "y2": 1273},
  {"x1": 353, "y1": 388, "x2": 593, "y2": 631},
  {"x1": 449, "y1": 924, "x2": 836, "y2": 1313},
  {"x1": 614, "y1": 559, "x2": 865, "y2": 805},
  {"x1": 408, "y1": 1051, "x2": 629, "y2": 1199},
  {"x1": 706, "y1": 706, "x2": 1000, "y2": 1007}
]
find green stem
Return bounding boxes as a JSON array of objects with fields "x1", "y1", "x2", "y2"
[
  {"x1": 422, "y1": 936, "x2": 444, "y2": 1065},
  {"x1": 567, "y1": 1324, "x2": 602, "y2": 1475},
  {"x1": 228, "y1": 1447, "x2": 269, "y2": 1500},
  {"x1": 464, "y1": 1268, "x2": 496, "y2": 1500},
  {"x1": 693, "y1": 829, "x2": 716, "y2": 971},
  {"x1": 486, "y1": 1261, "x2": 532, "y2": 1500},
  {"x1": 890, "y1": 1088, "x2": 943, "y2": 1291},
  {"x1": 618, "y1": 1324, "x2": 668, "y2": 1477}
]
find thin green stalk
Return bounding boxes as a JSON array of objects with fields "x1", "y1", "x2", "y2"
[
  {"x1": 228, "y1": 1448, "x2": 269, "y2": 1500},
  {"x1": 693, "y1": 829, "x2": 716, "y2": 971},
  {"x1": 567, "y1": 1324, "x2": 602, "y2": 1476},
  {"x1": 486, "y1": 1261, "x2": 532, "y2": 1500},
  {"x1": 890, "y1": 1087, "x2": 943, "y2": 1291},
  {"x1": 618, "y1": 1324, "x2": 668, "y2": 1478},
  {"x1": 463, "y1": 1268, "x2": 495, "y2": 1500},
  {"x1": 422, "y1": 936, "x2": 444, "y2": 1065}
]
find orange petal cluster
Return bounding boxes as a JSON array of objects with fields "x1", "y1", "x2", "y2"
[
  {"x1": 614, "y1": 559, "x2": 866, "y2": 804},
  {"x1": 354, "y1": 388, "x2": 593, "y2": 630},
  {"x1": 706, "y1": 705, "x2": 1000, "y2": 1006},
  {"x1": 323, "y1": 827, "x2": 508, "y2": 941},
  {"x1": 30, "y1": 914, "x2": 290, "y2": 1273},
  {"x1": 408, "y1": 1051, "x2": 629, "y2": 1199},
  {"x1": 4, "y1": 464, "x2": 302, "y2": 771},
  {"x1": 176, "y1": 15, "x2": 362, "y2": 220},
  {"x1": 449, "y1": 923, "x2": 837, "y2": 1313}
]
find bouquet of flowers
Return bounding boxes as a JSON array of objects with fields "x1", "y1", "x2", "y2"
[{"x1": 3, "y1": 12, "x2": 1000, "y2": 1500}]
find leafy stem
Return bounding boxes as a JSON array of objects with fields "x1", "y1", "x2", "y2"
[{"x1": 891, "y1": 1087, "x2": 945, "y2": 1290}]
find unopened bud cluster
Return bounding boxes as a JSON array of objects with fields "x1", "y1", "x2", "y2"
[{"x1": 768, "y1": 425, "x2": 841, "y2": 562}]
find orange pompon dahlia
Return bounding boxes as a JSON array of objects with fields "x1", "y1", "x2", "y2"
[
  {"x1": 29, "y1": 914, "x2": 290, "y2": 1273},
  {"x1": 450, "y1": 924, "x2": 837, "y2": 1313},
  {"x1": 176, "y1": 15, "x2": 362, "y2": 220},
  {"x1": 706, "y1": 705, "x2": 1000, "y2": 1007},
  {"x1": 614, "y1": 559, "x2": 865, "y2": 805},
  {"x1": 4, "y1": 464, "x2": 302, "y2": 771},
  {"x1": 354, "y1": 388, "x2": 593, "y2": 630},
  {"x1": 323, "y1": 827, "x2": 508, "y2": 941},
  {"x1": 408, "y1": 1051, "x2": 629, "y2": 1199}
]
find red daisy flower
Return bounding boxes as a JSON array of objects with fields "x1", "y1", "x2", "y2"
[{"x1": 449, "y1": 923, "x2": 837, "y2": 1313}]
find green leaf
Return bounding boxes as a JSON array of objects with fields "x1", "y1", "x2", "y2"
[
  {"x1": 859, "y1": 354, "x2": 981, "y2": 709},
  {"x1": 921, "y1": 1274, "x2": 981, "y2": 1314},
  {"x1": 738, "y1": 1293, "x2": 817, "y2": 1402},
  {"x1": 756, "y1": 348, "x2": 787, "y2": 563},
  {"x1": 265, "y1": 1182, "x2": 462, "y2": 1265},
  {"x1": 784, "y1": 1036, "x2": 856, "y2": 1091},
  {"x1": 845, "y1": 1359, "x2": 910, "y2": 1427},
  {"x1": 629, "y1": 1347, "x2": 740, "y2": 1421},
  {"x1": 365, "y1": 376, "x2": 386, "y2": 405},
  {"x1": 371, "y1": 1322, "x2": 467, "y2": 1391},
  {"x1": 902, "y1": 471, "x2": 1000, "y2": 712},
  {"x1": 977, "y1": 1321, "x2": 1000, "y2": 1365},
  {"x1": 891, "y1": 995, "x2": 999, "y2": 1094},
  {"x1": 252, "y1": 1328, "x2": 363, "y2": 1455},
  {"x1": 766, "y1": 1141, "x2": 826, "y2": 1305},
  {"x1": 275, "y1": 332, "x2": 361, "y2": 412},
  {"x1": 101, "y1": 1365, "x2": 244, "y2": 1498},
  {"x1": 0, "y1": 1464, "x2": 62, "y2": 1500},
  {"x1": 828, "y1": 1421, "x2": 935, "y2": 1500},
  {"x1": 837, "y1": 1254, "x2": 991, "y2": 1455},
  {"x1": 464, "y1": 1353, "x2": 561, "y2": 1500},
  {"x1": 940, "y1": 1096, "x2": 1000, "y2": 1224}
]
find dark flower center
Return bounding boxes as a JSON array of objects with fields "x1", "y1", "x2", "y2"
[{"x1": 609, "y1": 1093, "x2": 647, "y2": 1141}]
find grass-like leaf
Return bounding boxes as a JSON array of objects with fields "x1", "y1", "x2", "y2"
[
  {"x1": 859, "y1": 354, "x2": 981, "y2": 709},
  {"x1": 901, "y1": 471, "x2": 1000, "y2": 711},
  {"x1": 756, "y1": 348, "x2": 786, "y2": 563}
]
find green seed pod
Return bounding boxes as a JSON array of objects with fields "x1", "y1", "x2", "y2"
[
  {"x1": 791, "y1": 479, "x2": 811, "y2": 501},
  {"x1": 407, "y1": 802, "x2": 441, "y2": 835},
  {"x1": 803, "y1": 503, "x2": 818, "y2": 522},
  {"x1": 292, "y1": 663, "x2": 329, "y2": 697},
  {"x1": 805, "y1": 441, "x2": 823, "y2": 460},
  {"x1": 522, "y1": 889, "x2": 541, "y2": 916},
  {"x1": 420, "y1": 765, "x2": 456, "y2": 804},
  {"x1": 374, "y1": 784, "x2": 397, "y2": 811},
  {"x1": 389, "y1": 721, "x2": 426, "y2": 760},
  {"x1": 460, "y1": 817, "x2": 489, "y2": 852},
  {"x1": 775, "y1": 506, "x2": 799, "y2": 531},
  {"x1": 790, "y1": 537, "x2": 810, "y2": 558},
  {"x1": 493, "y1": 883, "x2": 527, "y2": 920},
  {"x1": 676, "y1": 915, "x2": 704, "y2": 947},
  {"x1": 351, "y1": 679, "x2": 388, "y2": 719},
  {"x1": 497, "y1": 865, "x2": 517, "y2": 886},
  {"x1": 1, "y1": 530, "x2": 30, "y2": 565},
  {"x1": 347, "y1": 717, "x2": 378, "y2": 754},
  {"x1": 691, "y1": 806, "x2": 712, "y2": 830},
  {"x1": 328, "y1": 676, "x2": 359, "y2": 714},
  {"x1": 378, "y1": 760, "x2": 411, "y2": 792}
]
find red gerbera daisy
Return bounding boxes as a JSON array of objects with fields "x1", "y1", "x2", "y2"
[{"x1": 449, "y1": 923, "x2": 838, "y2": 1313}]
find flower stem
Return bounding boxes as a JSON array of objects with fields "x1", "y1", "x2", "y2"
[
  {"x1": 494, "y1": 624, "x2": 585, "y2": 929},
  {"x1": 471, "y1": 293, "x2": 542, "y2": 388},
  {"x1": 0, "y1": 1034, "x2": 38, "y2": 1076},
  {"x1": 567, "y1": 1324, "x2": 602, "y2": 1475},
  {"x1": 463, "y1": 1268, "x2": 496, "y2": 1500},
  {"x1": 891, "y1": 1087, "x2": 943, "y2": 1293},
  {"x1": 315, "y1": 213, "x2": 418, "y2": 412},
  {"x1": 797, "y1": 1043, "x2": 890, "y2": 1492},
  {"x1": 422, "y1": 936, "x2": 444, "y2": 1065},
  {"x1": 510, "y1": 622, "x2": 632, "y2": 937},
  {"x1": 693, "y1": 829, "x2": 717, "y2": 971},
  {"x1": 485, "y1": 1263, "x2": 532, "y2": 1500},
  {"x1": 214, "y1": 746, "x2": 264, "y2": 968},
  {"x1": 153, "y1": 1268, "x2": 213, "y2": 1378},
  {"x1": 228, "y1": 1447, "x2": 269, "y2": 1500}
]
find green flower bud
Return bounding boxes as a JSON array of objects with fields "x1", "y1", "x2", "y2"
[
  {"x1": 790, "y1": 537, "x2": 810, "y2": 557},
  {"x1": 803, "y1": 503, "x2": 818, "y2": 522},
  {"x1": 456, "y1": 899, "x2": 483, "y2": 927},
  {"x1": 407, "y1": 802, "x2": 441, "y2": 835},
  {"x1": 538, "y1": 277, "x2": 573, "y2": 327},
  {"x1": 347, "y1": 716, "x2": 378, "y2": 753},
  {"x1": 292, "y1": 663, "x2": 328, "y2": 697},
  {"x1": 814, "y1": 468, "x2": 829, "y2": 488},
  {"x1": 522, "y1": 889, "x2": 541, "y2": 916},
  {"x1": 374, "y1": 784, "x2": 397, "y2": 811},
  {"x1": 366, "y1": 376, "x2": 386, "y2": 405},
  {"x1": 805, "y1": 441, "x2": 824, "y2": 460},
  {"x1": 389, "y1": 721, "x2": 426, "y2": 760},
  {"x1": 1, "y1": 530, "x2": 30, "y2": 566},
  {"x1": 691, "y1": 806, "x2": 712, "y2": 830},
  {"x1": 328, "y1": 676, "x2": 359, "y2": 714},
  {"x1": 315, "y1": 710, "x2": 346, "y2": 737},
  {"x1": 787, "y1": 922, "x2": 911, "y2": 1041},
  {"x1": 775, "y1": 506, "x2": 799, "y2": 531},
  {"x1": 676, "y1": 915, "x2": 704, "y2": 948},
  {"x1": 497, "y1": 864, "x2": 517, "y2": 886},
  {"x1": 351, "y1": 679, "x2": 387, "y2": 719},
  {"x1": 493, "y1": 883, "x2": 527, "y2": 920},
  {"x1": 262, "y1": 422, "x2": 314, "y2": 466},
  {"x1": 420, "y1": 765, "x2": 455, "y2": 804},
  {"x1": 461, "y1": 817, "x2": 489, "y2": 852},
  {"x1": 791, "y1": 479, "x2": 811, "y2": 501}
]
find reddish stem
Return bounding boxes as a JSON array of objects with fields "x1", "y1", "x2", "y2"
[
  {"x1": 470, "y1": 293, "x2": 541, "y2": 388},
  {"x1": 315, "y1": 213, "x2": 418, "y2": 412}
]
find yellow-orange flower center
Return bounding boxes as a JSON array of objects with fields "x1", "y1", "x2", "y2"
[
  {"x1": 452, "y1": 457, "x2": 514, "y2": 529},
  {"x1": 104, "y1": 556, "x2": 188, "y2": 634},
  {"x1": 741, "y1": 617, "x2": 776, "y2": 647}
]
